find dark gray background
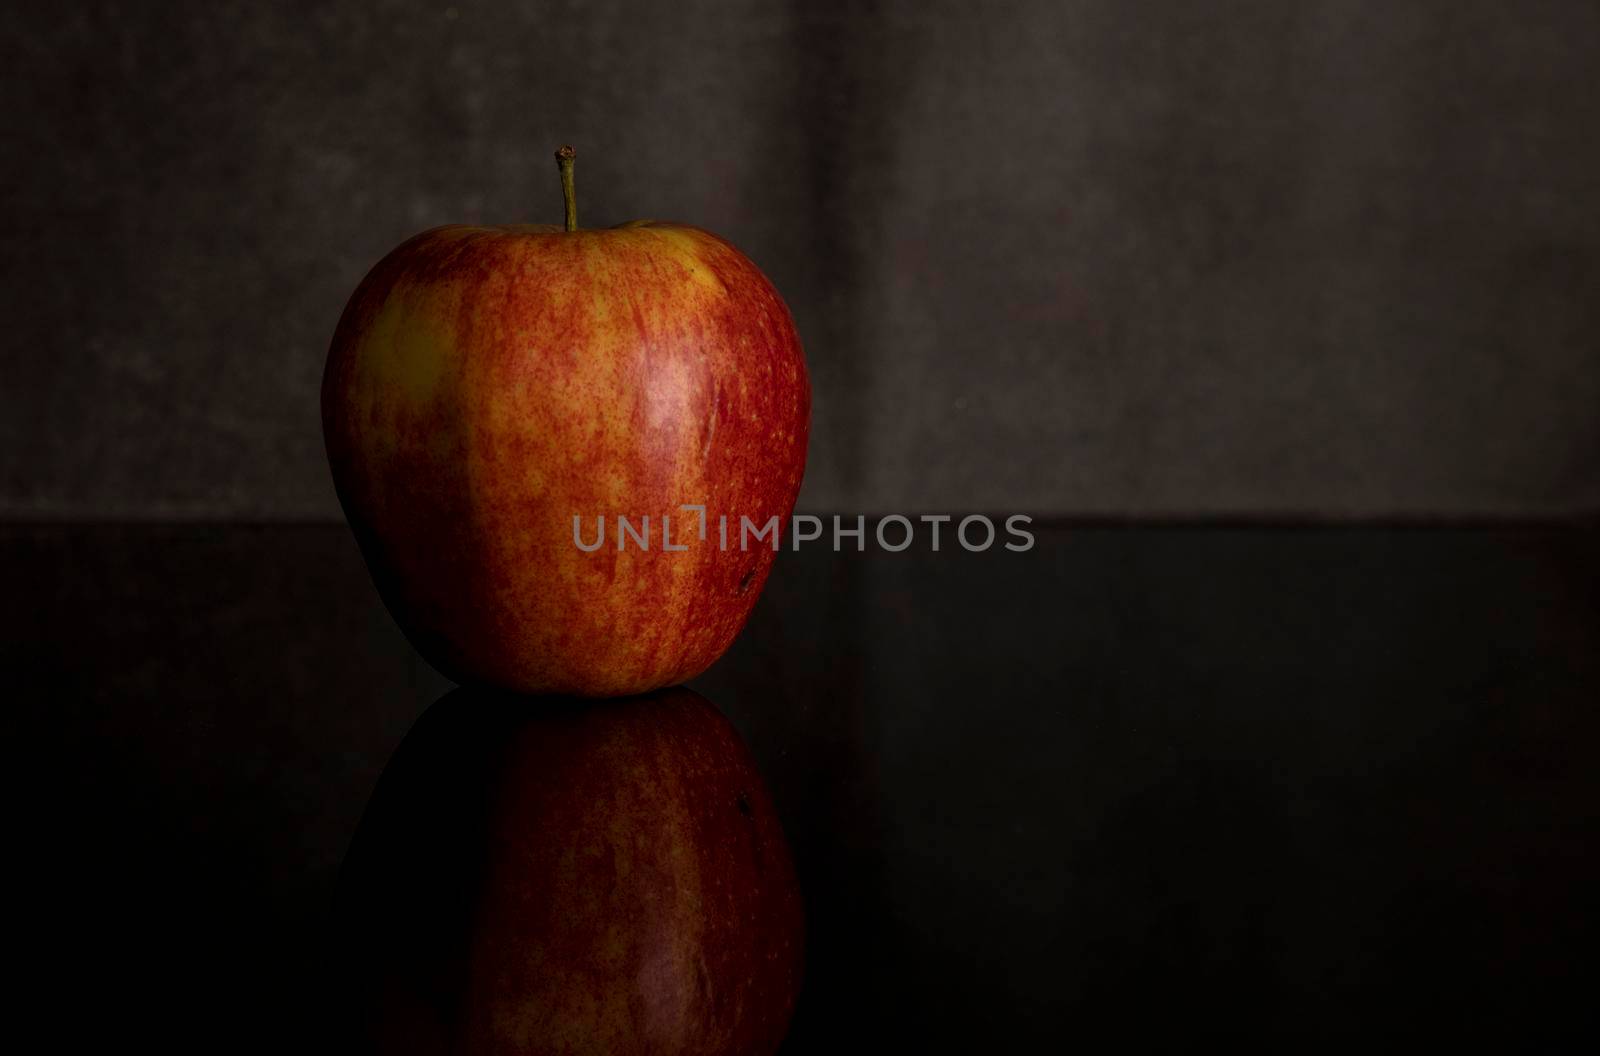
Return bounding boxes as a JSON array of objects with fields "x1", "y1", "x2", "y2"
[{"x1": 5, "y1": 0, "x2": 1598, "y2": 518}]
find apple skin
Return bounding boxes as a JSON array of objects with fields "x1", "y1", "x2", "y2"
[
  {"x1": 322, "y1": 222, "x2": 810, "y2": 696},
  {"x1": 333, "y1": 687, "x2": 805, "y2": 1055}
]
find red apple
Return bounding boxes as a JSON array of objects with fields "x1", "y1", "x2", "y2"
[
  {"x1": 322, "y1": 148, "x2": 810, "y2": 696},
  {"x1": 333, "y1": 686, "x2": 805, "y2": 1055}
]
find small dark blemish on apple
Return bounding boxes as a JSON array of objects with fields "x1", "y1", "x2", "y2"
[
  {"x1": 736, "y1": 792, "x2": 752, "y2": 817},
  {"x1": 737, "y1": 567, "x2": 756, "y2": 594}
]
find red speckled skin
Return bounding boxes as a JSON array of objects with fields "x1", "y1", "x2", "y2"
[
  {"x1": 322, "y1": 222, "x2": 810, "y2": 696},
  {"x1": 334, "y1": 687, "x2": 805, "y2": 1055}
]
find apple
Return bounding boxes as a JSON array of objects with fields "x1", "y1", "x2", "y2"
[
  {"x1": 333, "y1": 686, "x2": 805, "y2": 1055},
  {"x1": 322, "y1": 147, "x2": 810, "y2": 696}
]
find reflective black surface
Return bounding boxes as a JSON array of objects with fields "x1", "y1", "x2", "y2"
[{"x1": 8, "y1": 522, "x2": 1598, "y2": 1050}]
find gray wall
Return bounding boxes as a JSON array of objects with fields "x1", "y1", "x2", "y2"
[{"x1": 5, "y1": 0, "x2": 1597, "y2": 519}]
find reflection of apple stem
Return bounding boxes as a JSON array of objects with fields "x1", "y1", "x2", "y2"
[{"x1": 555, "y1": 145, "x2": 577, "y2": 232}]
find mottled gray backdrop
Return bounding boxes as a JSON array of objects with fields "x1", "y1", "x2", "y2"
[{"x1": 5, "y1": 0, "x2": 1597, "y2": 519}]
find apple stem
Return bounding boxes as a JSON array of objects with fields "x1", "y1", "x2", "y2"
[{"x1": 555, "y1": 145, "x2": 577, "y2": 232}]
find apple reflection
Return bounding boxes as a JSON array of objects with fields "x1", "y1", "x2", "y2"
[{"x1": 332, "y1": 686, "x2": 803, "y2": 1056}]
